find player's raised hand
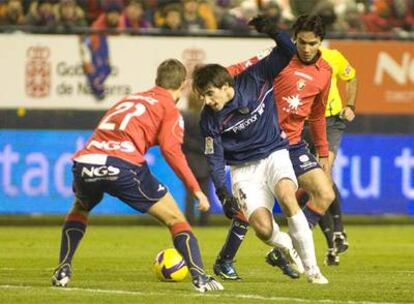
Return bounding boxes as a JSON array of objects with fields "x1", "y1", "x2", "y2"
[
  {"x1": 248, "y1": 15, "x2": 279, "y2": 36},
  {"x1": 194, "y1": 191, "x2": 210, "y2": 212}
]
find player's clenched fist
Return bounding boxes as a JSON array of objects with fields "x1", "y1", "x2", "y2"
[{"x1": 248, "y1": 15, "x2": 279, "y2": 36}]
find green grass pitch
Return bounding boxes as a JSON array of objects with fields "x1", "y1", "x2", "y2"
[{"x1": 1, "y1": 224, "x2": 414, "y2": 304}]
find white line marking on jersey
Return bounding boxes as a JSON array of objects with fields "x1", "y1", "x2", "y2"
[{"x1": 294, "y1": 71, "x2": 313, "y2": 80}]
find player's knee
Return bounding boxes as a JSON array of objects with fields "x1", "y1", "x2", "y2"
[
  {"x1": 252, "y1": 220, "x2": 273, "y2": 241},
  {"x1": 165, "y1": 213, "x2": 187, "y2": 227},
  {"x1": 316, "y1": 187, "x2": 335, "y2": 208},
  {"x1": 278, "y1": 194, "x2": 300, "y2": 217},
  {"x1": 255, "y1": 226, "x2": 272, "y2": 241},
  {"x1": 72, "y1": 199, "x2": 90, "y2": 215},
  {"x1": 275, "y1": 179, "x2": 298, "y2": 213}
]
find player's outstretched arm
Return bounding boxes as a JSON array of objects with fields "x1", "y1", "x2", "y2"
[
  {"x1": 248, "y1": 15, "x2": 295, "y2": 56},
  {"x1": 246, "y1": 15, "x2": 295, "y2": 81}
]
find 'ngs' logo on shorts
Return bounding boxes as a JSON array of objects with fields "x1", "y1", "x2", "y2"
[{"x1": 81, "y1": 165, "x2": 120, "y2": 181}]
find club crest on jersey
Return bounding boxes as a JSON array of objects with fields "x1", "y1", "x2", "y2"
[
  {"x1": 297, "y1": 79, "x2": 306, "y2": 90},
  {"x1": 204, "y1": 137, "x2": 214, "y2": 154}
]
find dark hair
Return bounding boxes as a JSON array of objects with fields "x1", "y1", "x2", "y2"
[
  {"x1": 192, "y1": 64, "x2": 234, "y2": 95},
  {"x1": 155, "y1": 59, "x2": 187, "y2": 90},
  {"x1": 292, "y1": 14, "x2": 325, "y2": 40}
]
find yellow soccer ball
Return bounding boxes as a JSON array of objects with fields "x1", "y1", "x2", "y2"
[{"x1": 153, "y1": 248, "x2": 189, "y2": 282}]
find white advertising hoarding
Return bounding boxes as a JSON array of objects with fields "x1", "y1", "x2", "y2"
[{"x1": 0, "y1": 33, "x2": 273, "y2": 110}]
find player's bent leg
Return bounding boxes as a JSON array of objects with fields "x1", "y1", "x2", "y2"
[
  {"x1": 148, "y1": 192, "x2": 187, "y2": 226},
  {"x1": 318, "y1": 212, "x2": 340, "y2": 266},
  {"x1": 248, "y1": 207, "x2": 273, "y2": 241},
  {"x1": 148, "y1": 192, "x2": 223, "y2": 292},
  {"x1": 274, "y1": 179, "x2": 327, "y2": 281},
  {"x1": 284, "y1": 210, "x2": 329, "y2": 283},
  {"x1": 329, "y1": 147, "x2": 349, "y2": 255},
  {"x1": 330, "y1": 184, "x2": 349, "y2": 254},
  {"x1": 213, "y1": 212, "x2": 248, "y2": 280},
  {"x1": 250, "y1": 207, "x2": 304, "y2": 275},
  {"x1": 273, "y1": 178, "x2": 301, "y2": 217},
  {"x1": 300, "y1": 168, "x2": 335, "y2": 211},
  {"x1": 318, "y1": 212, "x2": 335, "y2": 250},
  {"x1": 52, "y1": 199, "x2": 90, "y2": 287},
  {"x1": 299, "y1": 168, "x2": 335, "y2": 227}
]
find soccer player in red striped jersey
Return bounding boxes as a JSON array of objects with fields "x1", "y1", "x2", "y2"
[
  {"x1": 302, "y1": 47, "x2": 357, "y2": 265},
  {"x1": 214, "y1": 15, "x2": 334, "y2": 284},
  {"x1": 51, "y1": 59, "x2": 223, "y2": 293}
]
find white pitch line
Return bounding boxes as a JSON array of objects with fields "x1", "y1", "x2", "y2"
[
  {"x1": 2, "y1": 268, "x2": 414, "y2": 274},
  {"x1": 0, "y1": 268, "x2": 414, "y2": 274},
  {"x1": 1, "y1": 285, "x2": 413, "y2": 304}
]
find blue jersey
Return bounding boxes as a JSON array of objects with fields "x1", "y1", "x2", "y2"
[{"x1": 199, "y1": 31, "x2": 295, "y2": 189}]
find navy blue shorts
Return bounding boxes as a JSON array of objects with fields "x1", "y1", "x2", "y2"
[
  {"x1": 72, "y1": 156, "x2": 168, "y2": 213},
  {"x1": 289, "y1": 142, "x2": 320, "y2": 178}
]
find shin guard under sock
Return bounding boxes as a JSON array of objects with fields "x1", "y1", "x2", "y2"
[
  {"x1": 171, "y1": 222, "x2": 205, "y2": 279},
  {"x1": 58, "y1": 213, "x2": 87, "y2": 265},
  {"x1": 218, "y1": 218, "x2": 249, "y2": 261}
]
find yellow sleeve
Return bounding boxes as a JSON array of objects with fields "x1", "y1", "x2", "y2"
[{"x1": 334, "y1": 50, "x2": 356, "y2": 81}]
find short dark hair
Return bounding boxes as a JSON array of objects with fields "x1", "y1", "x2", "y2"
[
  {"x1": 155, "y1": 59, "x2": 187, "y2": 90},
  {"x1": 292, "y1": 15, "x2": 326, "y2": 40},
  {"x1": 192, "y1": 64, "x2": 234, "y2": 95}
]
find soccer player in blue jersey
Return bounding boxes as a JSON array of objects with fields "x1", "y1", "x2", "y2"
[
  {"x1": 211, "y1": 15, "x2": 335, "y2": 282},
  {"x1": 193, "y1": 16, "x2": 328, "y2": 284}
]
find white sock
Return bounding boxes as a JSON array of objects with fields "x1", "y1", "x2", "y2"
[
  {"x1": 265, "y1": 220, "x2": 293, "y2": 250},
  {"x1": 287, "y1": 210, "x2": 317, "y2": 271}
]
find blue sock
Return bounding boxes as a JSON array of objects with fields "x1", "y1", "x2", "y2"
[
  {"x1": 302, "y1": 204, "x2": 322, "y2": 228},
  {"x1": 59, "y1": 219, "x2": 87, "y2": 265},
  {"x1": 173, "y1": 231, "x2": 205, "y2": 279},
  {"x1": 218, "y1": 218, "x2": 249, "y2": 261}
]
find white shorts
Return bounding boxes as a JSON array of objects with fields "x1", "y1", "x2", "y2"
[{"x1": 230, "y1": 149, "x2": 298, "y2": 220}]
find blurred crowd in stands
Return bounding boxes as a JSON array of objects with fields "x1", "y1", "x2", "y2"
[{"x1": 0, "y1": 0, "x2": 413, "y2": 35}]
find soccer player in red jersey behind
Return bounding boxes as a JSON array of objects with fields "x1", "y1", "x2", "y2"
[{"x1": 51, "y1": 59, "x2": 223, "y2": 293}]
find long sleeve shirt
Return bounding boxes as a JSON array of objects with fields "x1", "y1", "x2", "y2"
[
  {"x1": 200, "y1": 31, "x2": 295, "y2": 189},
  {"x1": 73, "y1": 86, "x2": 201, "y2": 193},
  {"x1": 229, "y1": 51, "x2": 332, "y2": 157}
]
